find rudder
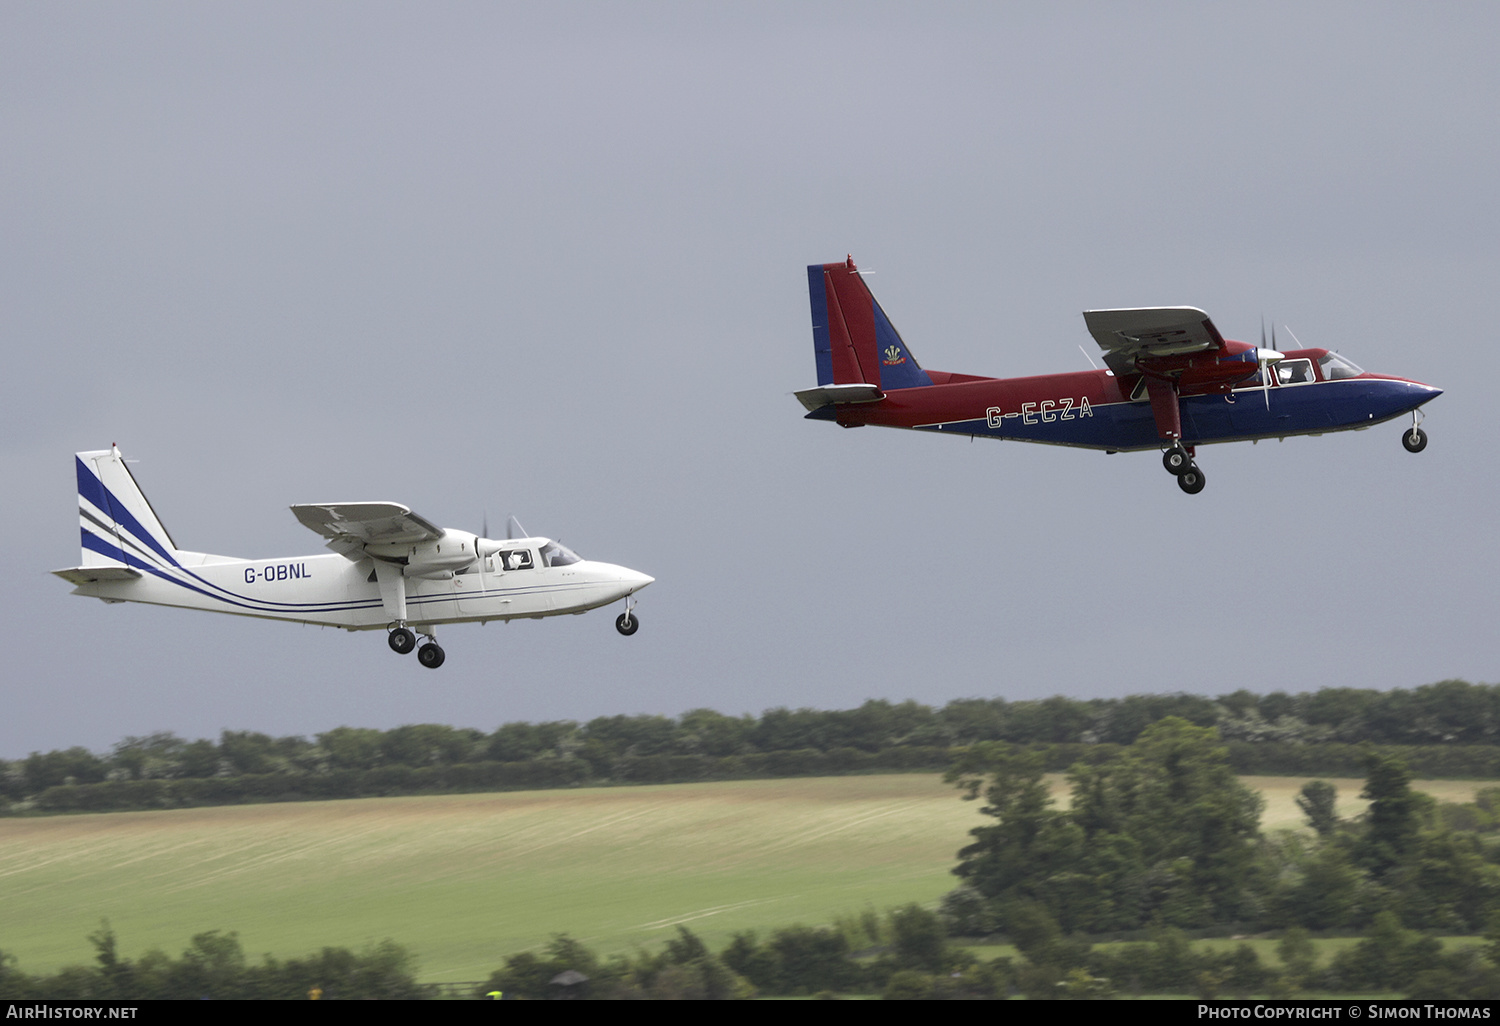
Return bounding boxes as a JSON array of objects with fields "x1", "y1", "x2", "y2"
[
  {"x1": 806, "y1": 256, "x2": 932, "y2": 391},
  {"x1": 75, "y1": 447, "x2": 180, "y2": 571}
]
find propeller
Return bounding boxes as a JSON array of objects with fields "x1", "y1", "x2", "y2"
[{"x1": 1257, "y1": 317, "x2": 1286, "y2": 410}]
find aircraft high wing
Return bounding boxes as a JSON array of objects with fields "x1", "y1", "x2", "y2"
[
  {"x1": 55, "y1": 448, "x2": 653, "y2": 668},
  {"x1": 796, "y1": 257, "x2": 1441, "y2": 494}
]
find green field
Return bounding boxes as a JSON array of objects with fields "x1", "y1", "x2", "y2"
[{"x1": 0, "y1": 773, "x2": 1486, "y2": 982}]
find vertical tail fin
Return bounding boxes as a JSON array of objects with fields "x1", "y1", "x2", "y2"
[
  {"x1": 807, "y1": 256, "x2": 932, "y2": 390},
  {"x1": 75, "y1": 447, "x2": 180, "y2": 571}
]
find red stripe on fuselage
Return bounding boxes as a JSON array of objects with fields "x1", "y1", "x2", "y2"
[{"x1": 837, "y1": 369, "x2": 1125, "y2": 428}]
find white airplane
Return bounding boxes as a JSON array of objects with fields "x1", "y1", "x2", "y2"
[{"x1": 53, "y1": 447, "x2": 654, "y2": 668}]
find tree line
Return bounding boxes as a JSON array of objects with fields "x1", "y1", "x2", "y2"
[
  {"x1": 11, "y1": 905, "x2": 1500, "y2": 999},
  {"x1": 13, "y1": 719, "x2": 1500, "y2": 998},
  {"x1": 9, "y1": 680, "x2": 1500, "y2": 815},
  {"x1": 941, "y1": 717, "x2": 1500, "y2": 946},
  {"x1": 0, "y1": 924, "x2": 422, "y2": 1001}
]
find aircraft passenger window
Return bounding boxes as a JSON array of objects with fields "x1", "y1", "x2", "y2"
[
  {"x1": 501, "y1": 549, "x2": 533, "y2": 571},
  {"x1": 1276, "y1": 359, "x2": 1314, "y2": 385}
]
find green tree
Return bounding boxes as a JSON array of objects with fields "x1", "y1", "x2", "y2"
[
  {"x1": 477, "y1": 933, "x2": 603, "y2": 1000},
  {"x1": 380, "y1": 724, "x2": 484, "y2": 767},
  {"x1": 317, "y1": 726, "x2": 386, "y2": 770},
  {"x1": 172, "y1": 930, "x2": 247, "y2": 999},
  {"x1": 948, "y1": 743, "x2": 1080, "y2": 913},
  {"x1": 676, "y1": 709, "x2": 754, "y2": 757},
  {"x1": 216, "y1": 731, "x2": 280, "y2": 776},
  {"x1": 1282, "y1": 842, "x2": 1361, "y2": 930},
  {"x1": 111, "y1": 733, "x2": 189, "y2": 780},
  {"x1": 882, "y1": 970, "x2": 935, "y2": 999},
  {"x1": 1296, "y1": 780, "x2": 1339, "y2": 837},
  {"x1": 1330, "y1": 910, "x2": 1443, "y2": 991},
  {"x1": 1277, "y1": 927, "x2": 1316, "y2": 991},
  {"x1": 888, "y1": 904, "x2": 947, "y2": 973},
  {"x1": 23, "y1": 747, "x2": 107, "y2": 790},
  {"x1": 1071, "y1": 718, "x2": 1266, "y2": 927},
  {"x1": 951, "y1": 718, "x2": 1266, "y2": 933},
  {"x1": 1359, "y1": 751, "x2": 1421, "y2": 877}
]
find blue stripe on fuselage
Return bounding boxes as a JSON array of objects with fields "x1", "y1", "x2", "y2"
[{"x1": 912, "y1": 378, "x2": 1436, "y2": 450}]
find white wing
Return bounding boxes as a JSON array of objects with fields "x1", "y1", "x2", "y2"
[
  {"x1": 1083, "y1": 307, "x2": 1227, "y2": 373},
  {"x1": 290, "y1": 503, "x2": 444, "y2": 551}
]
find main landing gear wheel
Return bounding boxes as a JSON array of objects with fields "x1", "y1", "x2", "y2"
[
  {"x1": 417, "y1": 642, "x2": 446, "y2": 669},
  {"x1": 1403, "y1": 427, "x2": 1428, "y2": 453},
  {"x1": 1162, "y1": 445, "x2": 1191, "y2": 475},
  {"x1": 388, "y1": 627, "x2": 416, "y2": 654},
  {"x1": 615, "y1": 612, "x2": 639, "y2": 636},
  {"x1": 1178, "y1": 464, "x2": 1206, "y2": 494}
]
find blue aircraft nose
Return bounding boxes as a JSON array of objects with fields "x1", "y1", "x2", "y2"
[{"x1": 1379, "y1": 377, "x2": 1442, "y2": 411}]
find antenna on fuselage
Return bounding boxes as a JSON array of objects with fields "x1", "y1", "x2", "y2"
[{"x1": 506, "y1": 515, "x2": 528, "y2": 540}]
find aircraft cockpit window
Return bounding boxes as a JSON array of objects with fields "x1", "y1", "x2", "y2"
[
  {"x1": 540, "y1": 542, "x2": 582, "y2": 567},
  {"x1": 500, "y1": 549, "x2": 533, "y2": 571},
  {"x1": 1318, "y1": 353, "x2": 1364, "y2": 380},
  {"x1": 1276, "y1": 359, "x2": 1314, "y2": 385}
]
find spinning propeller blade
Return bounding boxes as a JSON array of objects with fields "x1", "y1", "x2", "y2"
[{"x1": 1257, "y1": 320, "x2": 1285, "y2": 410}]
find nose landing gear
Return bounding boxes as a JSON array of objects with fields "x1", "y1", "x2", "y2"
[
  {"x1": 615, "y1": 598, "x2": 640, "y2": 636},
  {"x1": 1402, "y1": 411, "x2": 1428, "y2": 453}
]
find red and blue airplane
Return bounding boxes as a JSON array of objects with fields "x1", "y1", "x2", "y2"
[{"x1": 795, "y1": 257, "x2": 1442, "y2": 494}]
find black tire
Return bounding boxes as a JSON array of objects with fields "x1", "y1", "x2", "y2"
[
  {"x1": 1402, "y1": 427, "x2": 1428, "y2": 453},
  {"x1": 1162, "y1": 446, "x2": 1191, "y2": 475},
  {"x1": 615, "y1": 612, "x2": 639, "y2": 636},
  {"x1": 417, "y1": 642, "x2": 446, "y2": 669},
  {"x1": 1178, "y1": 465, "x2": 1206, "y2": 494},
  {"x1": 388, "y1": 628, "x2": 416, "y2": 655}
]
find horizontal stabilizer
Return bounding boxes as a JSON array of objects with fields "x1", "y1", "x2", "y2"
[
  {"x1": 793, "y1": 382, "x2": 885, "y2": 412},
  {"x1": 52, "y1": 565, "x2": 142, "y2": 586}
]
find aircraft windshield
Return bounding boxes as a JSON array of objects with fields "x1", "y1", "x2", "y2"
[
  {"x1": 1319, "y1": 353, "x2": 1364, "y2": 380},
  {"x1": 540, "y1": 542, "x2": 582, "y2": 567}
]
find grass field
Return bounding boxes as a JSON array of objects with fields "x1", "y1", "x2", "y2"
[{"x1": 0, "y1": 773, "x2": 1487, "y2": 982}]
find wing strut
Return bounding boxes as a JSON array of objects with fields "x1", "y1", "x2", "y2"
[
  {"x1": 372, "y1": 560, "x2": 408, "y2": 623},
  {"x1": 1142, "y1": 376, "x2": 1183, "y2": 442}
]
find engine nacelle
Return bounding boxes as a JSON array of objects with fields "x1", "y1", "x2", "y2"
[{"x1": 367, "y1": 529, "x2": 480, "y2": 578}]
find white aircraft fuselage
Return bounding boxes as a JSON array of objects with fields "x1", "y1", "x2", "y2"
[
  {"x1": 70, "y1": 545, "x2": 652, "y2": 631},
  {"x1": 56, "y1": 448, "x2": 653, "y2": 668}
]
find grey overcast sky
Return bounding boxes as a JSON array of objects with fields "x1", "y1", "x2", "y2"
[{"x1": 2, "y1": 1, "x2": 1494, "y2": 758}]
